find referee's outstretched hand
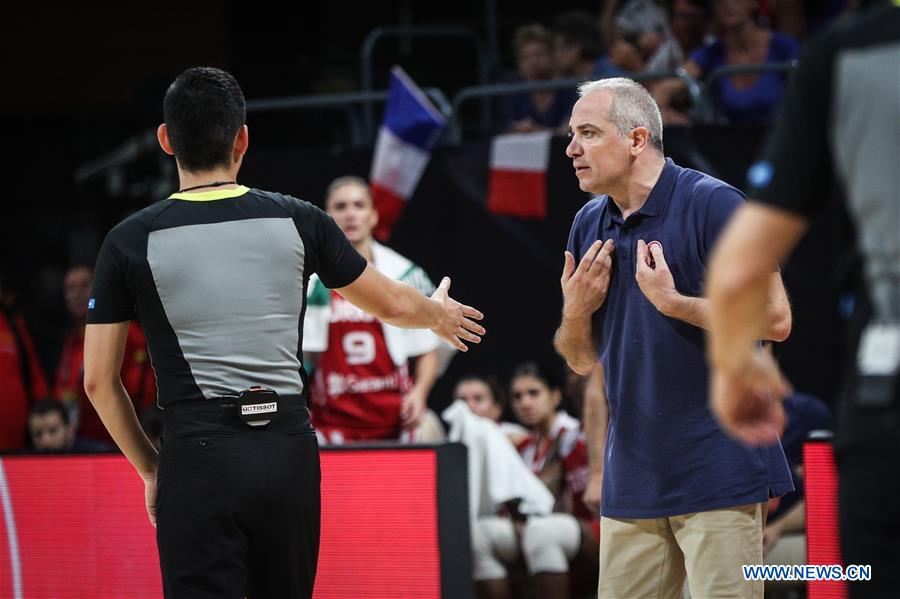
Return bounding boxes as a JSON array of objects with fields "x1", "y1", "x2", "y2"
[{"x1": 431, "y1": 277, "x2": 485, "y2": 352}]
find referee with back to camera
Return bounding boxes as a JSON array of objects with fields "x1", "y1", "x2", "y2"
[
  {"x1": 706, "y1": 1, "x2": 900, "y2": 597},
  {"x1": 82, "y1": 66, "x2": 485, "y2": 599}
]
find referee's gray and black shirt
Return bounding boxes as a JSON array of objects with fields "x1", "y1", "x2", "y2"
[
  {"x1": 85, "y1": 186, "x2": 367, "y2": 408},
  {"x1": 748, "y1": 2, "x2": 900, "y2": 326}
]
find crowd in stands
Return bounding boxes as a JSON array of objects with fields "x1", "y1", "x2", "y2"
[
  {"x1": 0, "y1": 249, "x2": 833, "y2": 598},
  {"x1": 0, "y1": 3, "x2": 849, "y2": 594},
  {"x1": 1, "y1": 265, "x2": 155, "y2": 454},
  {"x1": 499, "y1": 0, "x2": 848, "y2": 133}
]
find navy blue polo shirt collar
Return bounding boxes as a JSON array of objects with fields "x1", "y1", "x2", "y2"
[{"x1": 602, "y1": 158, "x2": 679, "y2": 229}]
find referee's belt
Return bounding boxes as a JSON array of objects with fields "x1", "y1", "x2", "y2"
[{"x1": 168, "y1": 388, "x2": 290, "y2": 427}]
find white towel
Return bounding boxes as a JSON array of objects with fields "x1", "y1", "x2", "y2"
[{"x1": 442, "y1": 400, "x2": 554, "y2": 526}]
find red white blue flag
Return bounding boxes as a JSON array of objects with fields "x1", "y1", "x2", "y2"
[
  {"x1": 487, "y1": 130, "x2": 552, "y2": 219},
  {"x1": 370, "y1": 66, "x2": 447, "y2": 240}
]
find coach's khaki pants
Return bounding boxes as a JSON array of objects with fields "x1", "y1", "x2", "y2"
[{"x1": 598, "y1": 503, "x2": 765, "y2": 599}]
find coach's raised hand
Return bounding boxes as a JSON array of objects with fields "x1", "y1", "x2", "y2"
[
  {"x1": 554, "y1": 239, "x2": 615, "y2": 375},
  {"x1": 430, "y1": 277, "x2": 485, "y2": 352},
  {"x1": 562, "y1": 239, "x2": 615, "y2": 319}
]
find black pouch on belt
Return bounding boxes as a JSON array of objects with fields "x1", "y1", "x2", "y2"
[{"x1": 238, "y1": 387, "x2": 279, "y2": 426}]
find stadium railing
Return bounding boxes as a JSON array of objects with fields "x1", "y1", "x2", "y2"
[
  {"x1": 702, "y1": 61, "x2": 798, "y2": 123},
  {"x1": 74, "y1": 86, "x2": 453, "y2": 187},
  {"x1": 445, "y1": 69, "x2": 705, "y2": 143},
  {"x1": 360, "y1": 26, "x2": 489, "y2": 139},
  {"x1": 76, "y1": 68, "x2": 718, "y2": 182}
]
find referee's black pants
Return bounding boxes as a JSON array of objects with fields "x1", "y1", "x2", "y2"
[
  {"x1": 838, "y1": 402, "x2": 900, "y2": 599},
  {"x1": 157, "y1": 396, "x2": 320, "y2": 599}
]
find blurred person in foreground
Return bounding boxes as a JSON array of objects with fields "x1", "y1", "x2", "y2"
[
  {"x1": 707, "y1": 2, "x2": 900, "y2": 596},
  {"x1": 83, "y1": 66, "x2": 484, "y2": 599}
]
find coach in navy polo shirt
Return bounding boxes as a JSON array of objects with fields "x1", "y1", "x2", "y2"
[{"x1": 554, "y1": 77, "x2": 794, "y2": 598}]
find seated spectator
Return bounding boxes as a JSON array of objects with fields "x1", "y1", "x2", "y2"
[
  {"x1": 472, "y1": 362, "x2": 598, "y2": 599},
  {"x1": 55, "y1": 265, "x2": 156, "y2": 444},
  {"x1": 764, "y1": 392, "x2": 833, "y2": 597},
  {"x1": 55, "y1": 264, "x2": 93, "y2": 425},
  {"x1": 552, "y1": 10, "x2": 623, "y2": 80},
  {"x1": 655, "y1": 0, "x2": 800, "y2": 123},
  {"x1": 0, "y1": 269, "x2": 48, "y2": 451},
  {"x1": 501, "y1": 24, "x2": 578, "y2": 133},
  {"x1": 604, "y1": 0, "x2": 685, "y2": 73},
  {"x1": 28, "y1": 398, "x2": 111, "y2": 453},
  {"x1": 453, "y1": 374, "x2": 528, "y2": 445},
  {"x1": 668, "y1": 0, "x2": 713, "y2": 58}
]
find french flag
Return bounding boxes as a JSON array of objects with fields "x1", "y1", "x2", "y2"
[
  {"x1": 370, "y1": 66, "x2": 447, "y2": 241},
  {"x1": 486, "y1": 131, "x2": 553, "y2": 219}
]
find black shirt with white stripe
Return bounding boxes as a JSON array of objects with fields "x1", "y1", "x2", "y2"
[{"x1": 86, "y1": 186, "x2": 367, "y2": 407}]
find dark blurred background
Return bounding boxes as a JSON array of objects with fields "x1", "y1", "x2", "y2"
[{"x1": 1, "y1": 0, "x2": 854, "y2": 419}]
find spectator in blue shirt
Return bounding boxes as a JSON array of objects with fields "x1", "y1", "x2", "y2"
[
  {"x1": 669, "y1": 0, "x2": 714, "y2": 59},
  {"x1": 502, "y1": 24, "x2": 577, "y2": 133},
  {"x1": 552, "y1": 10, "x2": 624, "y2": 81},
  {"x1": 655, "y1": 0, "x2": 800, "y2": 124},
  {"x1": 556, "y1": 76, "x2": 793, "y2": 598}
]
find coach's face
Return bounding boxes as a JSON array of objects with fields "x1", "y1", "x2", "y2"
[
  {"x1": 326, "y1": 183, "x2": 378, "y2": 245},
  {"x1": 566, "y1": 91, "x2": 633, "y2": 196}
]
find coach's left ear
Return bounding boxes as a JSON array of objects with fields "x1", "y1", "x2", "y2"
[{"x1": 629, "y1": 126, "x2": 650, "y2": 156}]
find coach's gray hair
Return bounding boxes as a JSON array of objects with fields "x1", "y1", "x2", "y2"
[{"x1": 577, "y1": 78, "x2": 664, "y2": 152}]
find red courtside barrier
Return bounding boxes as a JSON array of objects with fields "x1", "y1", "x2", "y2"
[
  {"x1": 0, "y1": 444, "x2": 471, "y2": 599},
  {"x1": 804, "y1": 435, "x2": 846, "y2": 599}
]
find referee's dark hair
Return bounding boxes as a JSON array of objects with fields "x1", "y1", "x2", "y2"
[{"x1": 163, "y1": 67, "x2": 246, "y2": 172}]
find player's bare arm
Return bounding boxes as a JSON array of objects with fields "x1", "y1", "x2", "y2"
[
  {"x1": 401, "y1": 350, "x2": 439, "y2": 428},
  {"x1": 336, "y1": 263, "x2": 485, "y2": 352}
]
